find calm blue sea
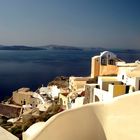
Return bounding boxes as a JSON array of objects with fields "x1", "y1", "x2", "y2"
[{"x1": 0, "y1": 49, "x2": 139, "y2": 101}]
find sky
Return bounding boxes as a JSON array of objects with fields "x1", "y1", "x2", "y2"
[{"x1": 0, "y1": 0, "x2": 139, "y2": 49}]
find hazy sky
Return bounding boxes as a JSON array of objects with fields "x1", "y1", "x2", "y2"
[{"x1": 0, "y1": 0, "x2": 139, "y2": 49}]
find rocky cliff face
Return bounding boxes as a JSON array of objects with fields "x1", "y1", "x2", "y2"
[{"x1": 48, "y1": 76, "x2": 69, "y2": 89}]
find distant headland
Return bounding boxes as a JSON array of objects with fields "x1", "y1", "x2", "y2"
[{"x1": 0, "y1": 44, "x2": 140, "y2": 52}]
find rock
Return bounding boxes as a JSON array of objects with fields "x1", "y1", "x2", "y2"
[{"x1": 48, "y1": 76, "x2": 69, "y2": 88}]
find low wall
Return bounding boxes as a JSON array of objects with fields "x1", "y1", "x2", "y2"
[
  {"x1": 0, "y1": 126, "x2": 19, "y2": 140},
  {"x1": 94, "y1": 88, "x2": 113, "y2": 102},
  {"x1": 23, "y1": 105, "x2": 107, "y2": 140},
  {"x1": 23, "y1": 91, "x2": 140, "y2": 140}
]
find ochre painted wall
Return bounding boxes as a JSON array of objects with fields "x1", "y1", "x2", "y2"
[
  {"x1": 100, "y1": 65, "x2": 118, "y2": 76},
  {"x1": 91, "y1": 57, "x2": 100, "y2": 78},
  {"x1": 113, "y1": 85, "x2": 126, "y2": 97}
]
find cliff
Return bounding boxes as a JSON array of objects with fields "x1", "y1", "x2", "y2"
[{"x1": 48, "y1": 76, "x2": 69, "y2": 89}]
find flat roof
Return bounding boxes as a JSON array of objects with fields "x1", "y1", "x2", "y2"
[
  {"x1": 92, "y1": 55, "x2": 100, "y2": 59},
  {"x1": 14, "y1": 91, "x2": 34, "y2": 96},
  {"x1": 72, "y1": 77, "x2": 90, "y2": 81},
  {"x1": 117, "y1": 62, "x2": 138, "y2": 67},
  {"x1": 126, "y1": 66, "x2": 140, "y2": 77},
  {"x1": 18, "y1": 87, "x2": 30, "y2": 92},
  {"x1": 0, "y1": 103, "x2": 21, "y2": 108},
  {"x1": 98, "y1": 76, "x2": 118, "y2": 82},
  {"x1": 86, "y1": 83, "x2": 98, "y2": 86}
]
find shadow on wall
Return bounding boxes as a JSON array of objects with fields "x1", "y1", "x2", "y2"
[
  {"x1": 23, "y1": 91, "x2": 140, "y2": 140},
  {"x1": 23, "y1": 105, "x2": 107, "y2": 140}
]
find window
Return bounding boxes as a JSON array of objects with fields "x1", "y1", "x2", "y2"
[
  {"x1": 109, "y1": 59, "x2": 115, "y2": 65},
  {"x1": 71, "y1": 99, "x2": 75, "y2": 103},
  {"x1": 108, "y1": 54, "x2": 110, "y2": 58},
  {"x1": 60, "y1": 98, "x2": 63, "y2": 105},
  {"x1": 96, "y1": 85, "x2": 99, "y2": 88},
  {"x1": 126, "y1": 85, "x2": 130, "y2": 93},
  {"x1": 101, "y1": 57, "x2": 107, "y2": 65},
  {"x1": 23, "y1": 100, "x2": 26, "y2": 105}
]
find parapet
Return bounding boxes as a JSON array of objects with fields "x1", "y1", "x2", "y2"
[{"x1": 23, "y1": 91, "x2": 140, "y2": 140}]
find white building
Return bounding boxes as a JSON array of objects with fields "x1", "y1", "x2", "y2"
[
  {"x1": 117, "y1": 62, "x2": 140, "y2": 91},
  {"x1": 38, "y1": 85, "x2": 60, "y2": 100},
  {"x1": 86, "y1": 59, "x2": 140, "y2": 103}
]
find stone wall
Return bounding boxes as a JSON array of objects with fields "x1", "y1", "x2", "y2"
[{"x1": 0, "y1": 104, "x2": 21, "y2": 118}]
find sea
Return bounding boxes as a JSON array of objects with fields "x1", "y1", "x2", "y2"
[{"x1": 0, "y1": 48, "x2": 139, "y2": 101}]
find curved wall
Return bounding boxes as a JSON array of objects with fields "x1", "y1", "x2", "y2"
[{"x1": 23, "y1": 92, "x2": 140, "y2": 140}]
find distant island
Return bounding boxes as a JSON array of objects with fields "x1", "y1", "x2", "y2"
[
  {"x1": 0, "y1": 45, "x2": 45, "y2": 51},
  {"x1": 0, "y1": 45, "x2": 85, "y2": 51},
  {"x1": 0, "y1": 45, "x2": 139, "y2": 53}
]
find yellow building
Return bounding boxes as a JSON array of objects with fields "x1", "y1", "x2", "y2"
[
  {"x1": 98, "y1": 76, "x2": 121, "y2": 91},
  {"x1": 59, "y1": 93, "x2": 69, "y2": 109},
  {"x1": 117, "y1": 62, "x2": 140, "y2": 91},
  {"x1": 69, "y1": 76, "x2": 90, "y2": 92},
  {"x1": 109, "y1": 84, "x2": 126, "y2": 97},
  {"x1": 12, "y1": 88, "x2": 40, "y2": 107},
  {"x1": 88, "y1": 76, "x2": 127, "y2": 102}
]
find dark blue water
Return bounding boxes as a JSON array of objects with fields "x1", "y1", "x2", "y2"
[{"x1": 0, "y1": 49, "x2": 139, "y2": 101}]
